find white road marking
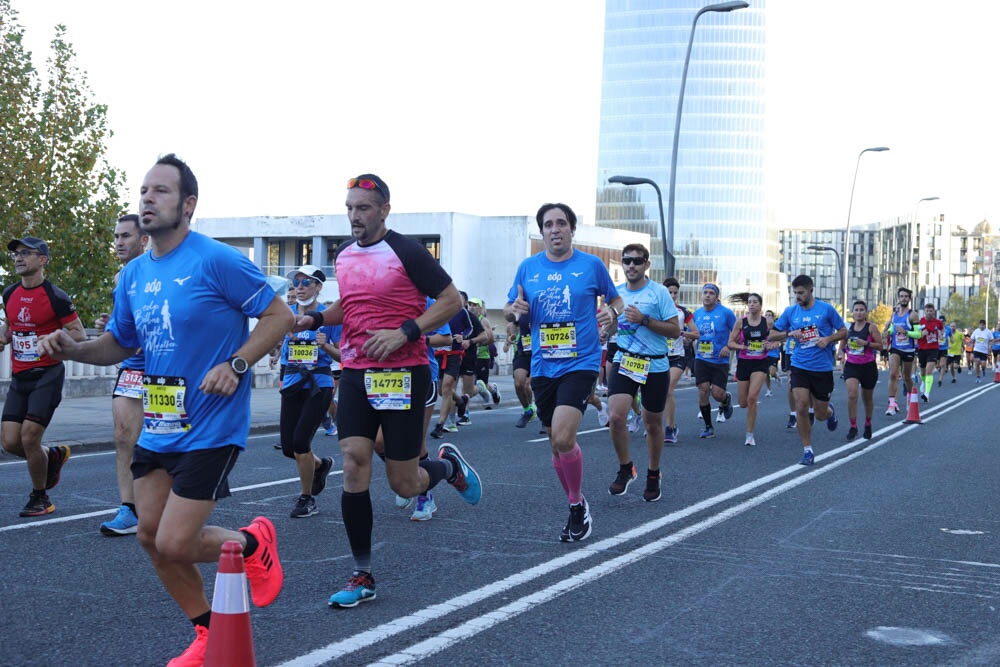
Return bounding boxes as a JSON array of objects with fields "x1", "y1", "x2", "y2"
[{"x1": 274, "y1": 384, "x2": 996, "y2": 666}]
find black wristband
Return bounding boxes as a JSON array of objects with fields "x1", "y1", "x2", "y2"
[
  {"x1": 305, "y1": 310, "x2": 324, "y2": 331},
  {"x1": 400, "y1": 318, "x2": 422, "y2": 343}
]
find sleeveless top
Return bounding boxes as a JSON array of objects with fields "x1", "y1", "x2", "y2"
[{"x1": 845, "y1": 321, "x2": 875, "y2": 364}]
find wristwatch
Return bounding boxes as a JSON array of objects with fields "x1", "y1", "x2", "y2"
[
  {"x1": 227, "y1": 355, "x2": 249, "y2": 375},
  {"x1": 641, "y1": 315, "x2": 650, "y2": 327}
]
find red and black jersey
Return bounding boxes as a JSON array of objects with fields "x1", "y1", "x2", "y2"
[
  {"x1": 2, "y1": 280, "x2": 79, "y2": 374},
  {"x1": 918, "y1": 317, "x2": 944, "y2": 351}
]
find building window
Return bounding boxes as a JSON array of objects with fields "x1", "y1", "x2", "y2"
[
  {"x1": 266, "y1": 241, "x2": 281, "y2": 276},
  {"x1": 418, "y1": 236, "x2": 441, "y2": 260},
  {"x1": 296, "y1": 240, "x2": 312, "y2": 266}
]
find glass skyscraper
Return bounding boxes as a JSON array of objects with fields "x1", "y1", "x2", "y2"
[{"x1": 596, "y1": 0, "x2": 777, "y2": 307}]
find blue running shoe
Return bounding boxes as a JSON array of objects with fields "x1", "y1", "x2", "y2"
[
  {"x1": 321, "y1": 414, "x2": 334, "y2": 432},
  {"x1": 723, "y1": 392, "x2": 734, "y2": 420},
  {"x1": 663, "y1": 425, "x2": 678, "y2": 444},
  {"x1": 100, "y1": 504, "x2": 138, "y2": 536},
  {"x1": 808, "y1": 411, "x2": 815, "y2": 426},
  {"x1": 438, "y1": 443, "x2": 482, "y2": 505},
  {"x1": 785, "y1": 414, "x2": 797, "y2": 429},
  {"x1": 515, "y1": 407, "x2": 535, "y2": 428},
  {"x1": 826, "y1": 406, "x2": 838, "y2": 431},
  {"x1": 699, "y1": 426, "x2": 715, "y2": 439},
  {"x1": 799, "y1": 449, "x2": 815, "y2": 466},
  {"x1": 410, "y1": 493, "x2": 437, "y2": 521},
  {"x1": 329, "y1": 571, "x2": 376, "y2": 608}
]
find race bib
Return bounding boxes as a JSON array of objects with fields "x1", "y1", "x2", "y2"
[
  {"x1": 800, "y1": 325, "x2": 819, "y2": 348},
  {"x1": 12, "y1": 331, "x2": 39, "y2": 363},
  {"x1": 847, "y1": 338, "x2": 865, "y2": 356},
  {"x1": 364, "y1": 368, "x2": 412, "y2": 410},
  {"x1": 895, "y1": 329, "x2": 909, "y2": 344},
  {"x1": 288, "y1": 340, "x2": 320, "y2": 365},
  {"x1": 697, "y1": 340, "x2": 713, "y2": 356},
  {"x1": 520, "y1": 334, "x2": 532, "y2": 349},
  {"x1": 924, "y1": 331, "x2": 937, "y2": 345},
  {"x1": 539, "y1": 322, "x2": 577, "y2": 359},
  {"x1": 114, "y1": 368, "x2": 144, "y2": 399},
  {"x1": 618, "y1": 352, "x2": 651, "y2": 384},
  {"x1": 143, "y1": 375, "x2": 191, "y2": 434}
]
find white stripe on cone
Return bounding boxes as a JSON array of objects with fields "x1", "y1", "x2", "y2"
[{"x1": 212, "y1": 572, "x2": 250, "y2": 614}]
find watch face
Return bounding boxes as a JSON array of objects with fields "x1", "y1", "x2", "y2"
[{"x1": 232, "y1": 357, "x2": 248, "y2": 373}]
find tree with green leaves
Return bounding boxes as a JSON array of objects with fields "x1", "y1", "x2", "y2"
[{"x1": 0, "y1": 0, "x2": 125, "y2": 325}]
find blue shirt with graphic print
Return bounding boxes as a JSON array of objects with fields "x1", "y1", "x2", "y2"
[
  {"x1": 107, "y1": 231, "x2": 276, "y2": 453},
  {"x1": 507, "y1": 250, "x2": 618, "y2": 378}
]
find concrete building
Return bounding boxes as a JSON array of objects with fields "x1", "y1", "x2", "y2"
[{"x1": 779, "y1": 214, "x2": 995, "y2": 314}]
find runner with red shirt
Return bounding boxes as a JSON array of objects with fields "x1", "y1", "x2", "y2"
[
  {"x1": 0, "y1": 236, "x2": 87, "y2": 517},
  {"x1": 916, "y1": 303, "x2": 944, "y2": 402}
]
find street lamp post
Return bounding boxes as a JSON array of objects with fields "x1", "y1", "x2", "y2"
[
  {"x1": 806, "y1": 244, "x2": 843, "y2": 310},
  {"x1": 666, "y1": 1, "x2": 749, "y2": 281},
  {"x1": 843, "y1": 146, "x2": 889, "y2": 319},
  {"x1": 910, "y1": 196, "x2": 940, "y2": 304},
  {"x1": 608, "y1": 175, "x2": 672, "y2": 277}
]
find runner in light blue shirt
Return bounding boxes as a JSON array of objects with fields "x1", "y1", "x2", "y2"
[
  {"x1": 505, "y1": 203, "x2": 622, "y2": 544},
  {"x1": 605, "y1": 244, "x2": 679, "y2": 503},
  {"x1": 769, "y1": 274, "x2": 847, "y2": 466},
  {"x1": 691, "y1": 284, "x2": 736, "y2": 438}
]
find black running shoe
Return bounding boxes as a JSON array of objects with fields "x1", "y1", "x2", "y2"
[
  {"x1": 568, "y1": 497, "x2": 592, "y2": 542},
  {"x1": 19, "y1": 491, "x2": 54, "y2": 517},
  {"x1": 863, "y1": 424, "x2": 872, "y2": 439},
  {"x1": 289, "y1": 494, "x2": 318, "y2": 518},
  {"x1": 609, "y1": 463, "x2": 636, "y2": 496},
  {"x1": 643, "y1": 472, "x2": 662, "y2": 502},
  {"x1": 559, "y1": 517, "x2": 571, "y2": 543},
  {"x1": 311, "y1": 457, "x2": 334, "y2": 496},
  {"x1": 846, "y1": 426, "x2": 858, "y2": 441},
  {"x1": 430, "y1": 423, "x2": 446, "y2": 439},
  {"x1": 45, "y1": 445, "x2": 71, "y2": 490},
  {"x1": 515, "y1": 408, "x2": 534, "y2": 428},
  {"x1": 456, "y1": 394, "x2": 469, "y2": 418}
]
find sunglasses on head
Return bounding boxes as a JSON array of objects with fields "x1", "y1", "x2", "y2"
[
  {"x1": 347, "y1": 178, "x2": 388, "y2": 201},
  {"x1": 621, "y1": 256, "x2": 647, "y2": 266},
  {"x1": 291, "y1": 278, "x2": 317, "y2": 287}
]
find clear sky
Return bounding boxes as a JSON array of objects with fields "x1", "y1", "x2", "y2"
[{"x1": 12, "y1": 0, "x2": 998, "y2": 232}]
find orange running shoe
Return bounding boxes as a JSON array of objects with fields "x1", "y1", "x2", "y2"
[
  {"x1": 166, "y1": 625, "x2": 208, "y2": 667},
  {"x1": 241, "y1": 516, "x2": 283, "y2": 607}
]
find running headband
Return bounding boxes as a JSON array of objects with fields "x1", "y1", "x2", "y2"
[{"x1": 702, "y1": 283, "x2": 720, "y2": 295}]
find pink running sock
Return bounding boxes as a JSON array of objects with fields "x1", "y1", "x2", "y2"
[
  {"x1": 558, "y1": 444, "x2": 584, "y2": 505},
  {"x1": 552, "y1": 454, "x2": 570, "y2": 496}
]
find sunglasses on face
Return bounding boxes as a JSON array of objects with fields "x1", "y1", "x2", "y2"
[
  {"x1": 347, "y1": 178, "x2": 388, "y2": 201},
  {"x1": 621, "y1": 256, "x2": 647, "y2": 266},
  {"x1": 9, "y1": 250, "x2": 38, "y2": 259},
  {"x1": 291, "y1": 278, "x2": 317, "y2": 287}
]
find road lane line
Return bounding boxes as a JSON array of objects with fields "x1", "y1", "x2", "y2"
[
  {"x1": 0, "y1": 472, "x2": 343, "y2": 533},
  {"x1": 276, "y1": 383, "x2": 997, "y2": 666}
]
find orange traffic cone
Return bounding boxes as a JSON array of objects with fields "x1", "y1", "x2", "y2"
[
  {"x1": 902, "y1": 386, "x2": 922, "y2": 425},
  {"x1": 204, "y1": 541, "x2": 256, "y2": 667},
  {"x1": 993, "y1": 361, "x2": 1000, "y2": 383}
]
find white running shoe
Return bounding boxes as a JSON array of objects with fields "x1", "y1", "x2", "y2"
[
  {"x1": 627, "y1": 410, "x2": 642, "y2": 433},
  {"x1": 598, "y1": 402, "x2": 610, "y2": 427}
]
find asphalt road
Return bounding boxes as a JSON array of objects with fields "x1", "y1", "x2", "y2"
[{"x1": 2, "y1": 372, "x2": 1000, "y2": 666}]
